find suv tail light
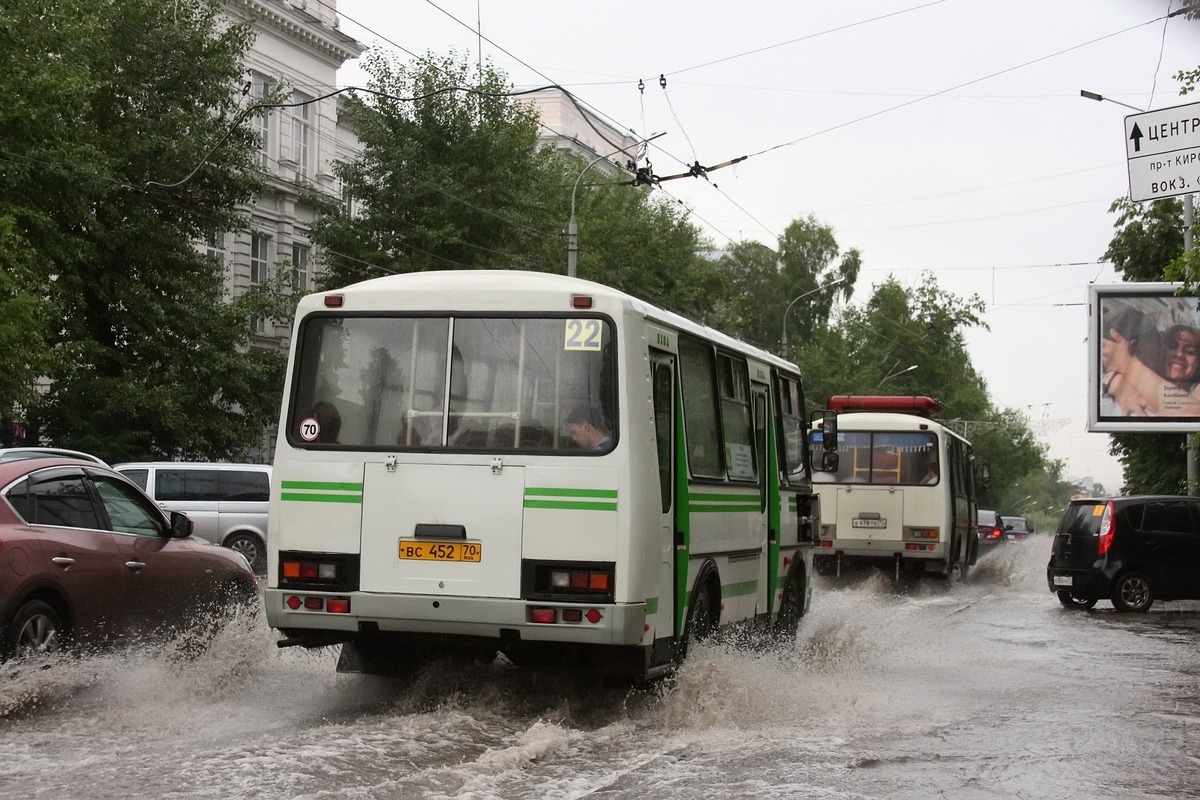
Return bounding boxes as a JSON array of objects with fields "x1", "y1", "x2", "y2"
[{"x1": 1097, "y1": 501, "x2": 1115, "y2": 555}]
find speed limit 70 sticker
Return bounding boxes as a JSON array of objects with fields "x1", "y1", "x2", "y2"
[{"x1": 299, "y1": 416, "x2": 320, "y2": 442}]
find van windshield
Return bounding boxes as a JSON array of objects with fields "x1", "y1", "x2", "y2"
[{"x1": 287, "y1": 315, "x2": 615, "y2": 453}]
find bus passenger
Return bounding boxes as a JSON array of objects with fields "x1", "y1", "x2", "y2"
[
  {"x1": 568, "y1": 406, "x2": 611, "y2": 450},
  {"x1": 312, "y1": 401, "x2": 341, "y2": 444}
]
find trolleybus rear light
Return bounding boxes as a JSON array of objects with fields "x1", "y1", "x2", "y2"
[
  {"x1": 561, "y1": 608, "x2": 583, "y2": 623},
  {"x1": 571, "y1": 295, "x2": 593, "y2": 309},
  {"x1": 323, "y1": 294, "x2": 344, "y2": 308},
  {"x1": 286, "y1": 595, "x2": 302, "y2": 610},
  {"x1": 530, "y1": 608, "x2": 556, "y2": 624},
  {"x1": 303, "y1": 597, "x2": 323, "y2": 610},
  {"x1": 585, "y1": 609, "x2": 602, "y2": 624}
]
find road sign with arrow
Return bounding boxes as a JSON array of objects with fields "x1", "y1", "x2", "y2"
[{"x1": 1125, "y1": 100, "x2": 1200, "y2": 202}]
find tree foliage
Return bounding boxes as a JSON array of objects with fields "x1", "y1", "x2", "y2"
[
  {"x1": 0, "y1": 0, "x2": 285, "y2": 461},
  {"x1": 313, "y1": 51, "x2": 565, "y2": 284},
  {"x1": 717, "y1": 216, "x2": 859, "y2": 353},
  {"x1": 311, "y1": 51, "x2": 723, "y2": 320}
]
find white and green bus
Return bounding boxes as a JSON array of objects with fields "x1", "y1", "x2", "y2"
[{"x1": 264, "y1": 270, "x2": 821, "y2": 682}]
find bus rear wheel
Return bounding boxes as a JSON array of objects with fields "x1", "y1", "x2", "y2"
[{"x1": 774, "y1": 573, "x2": 804, "y2": 644}]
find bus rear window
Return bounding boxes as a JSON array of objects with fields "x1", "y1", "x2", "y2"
[
  {"x1": 287, "y1": 315, "x2": 615, "y2": 453},
  {"x1": 810, "y1": 430, "x2": 938, "y2": 486}
]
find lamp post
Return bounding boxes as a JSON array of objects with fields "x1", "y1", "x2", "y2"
[
  {"x1": 779, "y1": 276, "x2": 846, "y2": 357},
  {"x1": 567, "y1": 132, "x2": 666, "y2": 278},
  {"x1": 878, "y1": 363, "x2": 918, "y2": 388}
]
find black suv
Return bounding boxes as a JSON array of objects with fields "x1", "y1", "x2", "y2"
[{"x1": 1047, "y1": 496, "x2": 1200, "y2": 612}]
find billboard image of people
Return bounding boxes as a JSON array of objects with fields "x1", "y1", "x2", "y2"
[{"x1": 1090, "y1": 283, "x2": 1200, "y2": 432}]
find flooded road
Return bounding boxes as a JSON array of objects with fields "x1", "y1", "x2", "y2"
[{"x1": 3, "y1": 538, "x2": 1198, "y2": 799}]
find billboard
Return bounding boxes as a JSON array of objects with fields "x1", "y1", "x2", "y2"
[{"x1": 1089, "y1": 283, "x2": 1200, "y2": 432}]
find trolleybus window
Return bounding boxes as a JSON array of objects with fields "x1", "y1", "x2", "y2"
[{"x1": 289, "y1": 315, "x2": 615, "y2": 452}]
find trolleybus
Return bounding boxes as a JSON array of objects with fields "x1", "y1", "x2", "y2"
[
  {"x1": 810, "y1": 395, "x2": 977, "y2": 582},
  {"x1": 264, "y1": 270, "x2": 822, "y2": 682}
]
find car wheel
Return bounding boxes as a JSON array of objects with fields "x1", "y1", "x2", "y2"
[
  {"x1": 225, "y1": 532, "x2": 266, "y2": 574},
  {"x1": 1112, "y1": 572, "x2": 1155, "y2": 613},
  {"x1": 7, "y1": 600, "x2": 65, "y2": 659},
  {"x1": 1056, "y1": 590, "x2": 1098, "y2": 610}
]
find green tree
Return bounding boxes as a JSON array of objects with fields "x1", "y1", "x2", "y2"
[
  {"x1": 556, "y1": 176, "x2": 727, "y2": 323},
  {"x1": 313, "y1": 51, "x2": 566, "y2": 285},
  {"x1": 312, "y1": 51, "x2": 723, "y2": 321},
  {"x1": 718, "y1": 217, "x2": 858, "y2": 353},
  {"x1": 0, "y1": 0, "x2": 285, "y2": 462}
]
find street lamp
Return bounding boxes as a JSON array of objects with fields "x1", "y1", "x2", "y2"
[
  {"x1": 1079, "y1": 89, "x2": 1145, "y2": 113},
  {"x1": 567, "y1": 132, "x2": 666, "y2": 278},
  {"x1": 779, "y1": 276, "x2": 846, "y2": 357},
  {"x1": 878, "y1": 363, "x2": 918, "y2": 388}
]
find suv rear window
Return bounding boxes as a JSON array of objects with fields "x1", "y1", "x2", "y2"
[{"x1": 1057, "y1": 502, "x2": 1104, "y2": 536}]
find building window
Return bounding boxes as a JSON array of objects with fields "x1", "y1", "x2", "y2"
[
  {"x1": 251, "y1": 233, "x2": 270, "y2": 285},
  {"x1": 291, "y1": 243, "x2": 310, "y2": 292},
  {"x1": 251, "y1": 77, "x2": 272, "y2": 170},
  {"x1": 292, "y1": 92, "x2": 312, "y2": 178},
  {"x1": 205, "y1": 231, "x2": 227, "y2": 268}
]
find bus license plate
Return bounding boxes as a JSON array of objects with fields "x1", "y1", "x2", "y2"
[
  {"x1": 1052, "y1": 575, "x2": 1072, "y2": 587},
  {"x1": 851, "y1": 518, "x2": 887, "y2": 529},
  {"x1": 398, "y1": 540, "x2": 482, "y2": 562}
]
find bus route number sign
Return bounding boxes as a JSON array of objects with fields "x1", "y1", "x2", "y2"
[{"x1": 398, "y1": 540, "x2": 482, "y2": 562}]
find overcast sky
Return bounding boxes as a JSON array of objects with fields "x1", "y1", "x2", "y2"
[{"x1": 329, "y1": 0, "x2": 1200, "y2": 492}]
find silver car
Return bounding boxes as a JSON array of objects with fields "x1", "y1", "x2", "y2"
[{"x1": 113, "y1": 462, "x2": 271, "y2": 574}]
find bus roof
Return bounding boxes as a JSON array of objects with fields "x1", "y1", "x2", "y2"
[{"x1": 306, "y1": 270, "x2": 802, "y2": 374}]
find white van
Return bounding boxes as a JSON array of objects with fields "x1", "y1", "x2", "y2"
[{"x1": 114, "y1": 462, "x2": 271, "y2": 573}]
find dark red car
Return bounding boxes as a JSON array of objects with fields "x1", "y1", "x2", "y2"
[
  {"x1": 977, "y1": 509, "x2": 1004, "y2": 554},
  {"x1": 0, "y1": 458, "x2": 258, "y2": 659}
]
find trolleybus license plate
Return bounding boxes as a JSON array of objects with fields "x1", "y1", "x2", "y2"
[
  {"x1": 398, "y1": 541, "x2": 482, "y2": 562},
  {"x1": 1052, "y1": 575, "x2": 1072, "y2": 587},
  {"x1": 851, "y1": 518, "x2": 887, "y2": 529}
]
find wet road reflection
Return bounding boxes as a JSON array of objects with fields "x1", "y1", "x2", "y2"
[{"x1": 2, "y1": 537, "x2": 1198, "y2": 799}]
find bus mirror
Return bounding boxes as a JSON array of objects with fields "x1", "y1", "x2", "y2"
[
  {"x1": 822, "y1": 450, "x2": 839, "y2": 472},
  {"x1": 822, "y1": 409, "x2": 838, "y2": 450}
]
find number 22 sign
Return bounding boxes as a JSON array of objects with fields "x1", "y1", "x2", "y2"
[{"x1": 564, "y1": 319, "x2": 603, "y2": 351}]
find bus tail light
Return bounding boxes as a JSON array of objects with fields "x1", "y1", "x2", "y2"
[
  {"x1": 524, "y1": 560, "x2": 615, "y2": 603},
  {"x1": 285, "y1": 595, "x2": 351, "y2": 613},
  {"x1": 529, "y1": 607, "x2": 602, "y2": 624},
  {"x1": 278, "y1": 551, "x2": 360, "y2": 592}
]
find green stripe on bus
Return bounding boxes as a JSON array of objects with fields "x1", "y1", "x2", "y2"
[
  {"x1": 691, "y1": 503, "x2": 761, "y2": 513},
  {"x1": 281, "y1": 492, "x2": 363, "y2": 504},
  {"x1": 523, "y1": 499, "x2": 618, "y2": 511},
  {"x1": 645, "y1": 597, "x2": 659, "y2": 614},
  {"x1": 281, "y1": 480, "x2": 363, "y2": 492},
  {"x1": 689, "y1": 492, "x2": 759, "y2": 502},
  {"x1": 723, "y1": 580, "x2": 758, "y2": 598},
  {"x1": 525, "y1": 487, "x2": 618, "y2": 499}
]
